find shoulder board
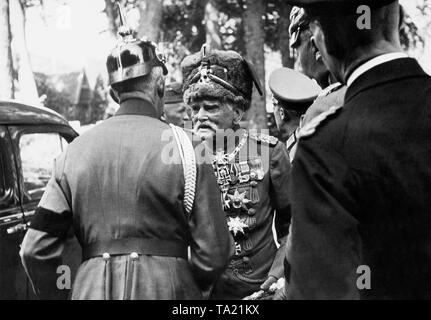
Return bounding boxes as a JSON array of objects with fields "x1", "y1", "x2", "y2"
[
  {"x1": 317, "y1": 82, "x2": 343, "y2": 98},
  {"x1": 249, "y1": 132, "x2": 278, "y2": 146},
  {"x1": 297, "y1": 105, "x2": 343, "y2": 139}
]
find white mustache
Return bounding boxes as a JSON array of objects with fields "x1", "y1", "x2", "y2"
[{"x1": 197, "y1": 123, "x2": 215, "y2": 131}]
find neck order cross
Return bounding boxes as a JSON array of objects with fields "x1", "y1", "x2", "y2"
[{"x1": 212, "y1": 131, "x2": 249, "y2": 197}]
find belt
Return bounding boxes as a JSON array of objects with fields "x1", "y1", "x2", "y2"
[{"x1": 82, "y1": 237, "x2": 188, "y2": 261}]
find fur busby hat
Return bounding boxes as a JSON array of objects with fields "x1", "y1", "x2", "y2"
[{"x1": 181, "y1": 45, "x2": 263, "y2": 111}]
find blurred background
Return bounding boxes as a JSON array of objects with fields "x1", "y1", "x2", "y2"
[{"x1": 0, "y1": 0, "x2": 430, "y2": 133}]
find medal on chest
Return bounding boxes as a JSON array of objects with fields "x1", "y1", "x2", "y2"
[{"x1": 212, "y1": 132, "x2": 265, "y2": 239}]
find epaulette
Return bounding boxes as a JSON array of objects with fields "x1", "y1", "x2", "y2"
[
  {"x1": 297, "y1": 105, "x2": 343, "y2": 139},
  {"x1": 317, "y1": 82, "x2": 343, "y2": 98},
  {"x1": 249, "y1": 132, "x2": 278, "y2": 146}
]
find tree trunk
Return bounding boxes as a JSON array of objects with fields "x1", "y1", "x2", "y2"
[
  {"x1": 104, "y1": 0, "x2": 118, "y2": 38},
  {"x1": 205, "y1": 0, "x2": 222, "y2": 50},
  {"x1": 137, "y1": 0, "x2": 163, "y2": 42},
  {"x1": 0, "y1": 0, "x2": 15, "y2": 99},
  {"x1": 278, "y1": 3, "x2": 295, "y2": 68},
  {"x1": 243, "y1": 0, "x2": 267, "y2": 129},
  {"x1": 11, "y1": 0, "x2": 39, "y2": 104}
]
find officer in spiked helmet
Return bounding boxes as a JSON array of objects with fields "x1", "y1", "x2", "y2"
[{"x1": 20, "y1": 4, "x2": 232, "y2": 300}]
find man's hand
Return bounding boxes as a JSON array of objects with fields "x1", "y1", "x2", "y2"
[
  {"x1": 272, "y1": 287, "x2": 287, "y2": 300},
  {"x1": 243, "y1": 277, "x2": 286, "y2": 300},
  {"x1": 260, "y1": 276, "x2": 278, "y2": 291}
]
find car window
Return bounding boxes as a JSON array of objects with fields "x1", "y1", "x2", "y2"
[
  {"x1": 19, "y1": 133, "x2": 64, "y2": 201},
  {"x1": 0, "y1": 130, "x2": 6, "y2": 199},
  {"x1": 0, "y1": 156, "x2": 5, "y2": 199},
  {"x1": 0, "y1": 128, "x2": 14, "y2": 209}
]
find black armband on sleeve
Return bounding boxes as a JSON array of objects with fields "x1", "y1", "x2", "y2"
[{"x1": 30, "y1": 207, "x2": 73, "y2": 239}]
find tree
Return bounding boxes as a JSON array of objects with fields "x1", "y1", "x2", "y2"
[
  {"x1": 10, "y1": 0, "x2": 39, "y2": 103},
  {"x1": 243, "y1": 0, "x2": 267, "y2": 129},
  {"x1": 104, "y1": 0, "x2": 119, "y2": 38},
  {"x1": 205, "y1": 0, "x2": 222, "y2": 50},
  {"x1": 264, "y1": 0, "x2": 294, "y2": 68},
  {"x1": 136, "y1": 0, "x2": 163, "y2": 42},
  {"x1": 0, "y1": 0, "x2": 15, "y2": 99},
  {"x1": 103, "y1": 0, "x2": 164, "y2": 42},
  {"x1": 162, "y1": 0, "x2": 207, "y2": 53},
  {"x1": 276, "y1": 2, "x2": 294, "y2": 68},
  {"x1": 89, "y1": 75, "x2": 108, "y2": 124},
  {"x1": 417, "y1": 0, "x2": 431, "y2": 34}
]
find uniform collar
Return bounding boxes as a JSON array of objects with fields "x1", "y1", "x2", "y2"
[
  {"x1": 345, "y1": 57, "x2": 428, "y2": 104},
  {"x1": 347, "y1": 52, "x2": 409, "y2": 87},
  {"x1": 115, "y1": 92, "x2": 159, "y2": 118},
  {"x1": 318, "y1": 82, "x2": 343, "y2": 98},
  {"x1": 286, "y1": 128, "x2": 300, "y2": 164}
]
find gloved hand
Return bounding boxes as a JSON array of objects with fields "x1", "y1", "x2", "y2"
[
  {"x1": 260, "y1": 276, "x2": 278, "y2": 291},
  {"x1": 272, "y1": 287, "x2": 287, "y2": 300},
  {"x1": 243, "y1": 277, "x2": 285, "y2": 300}
]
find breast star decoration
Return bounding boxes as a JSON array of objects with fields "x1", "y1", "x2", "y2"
[
  {"x1": 227, "y1": 216, "x2": 249, "y2": 236},
  {"x1": 227, "y1": 189, "x2": 251, "y2": 210}
]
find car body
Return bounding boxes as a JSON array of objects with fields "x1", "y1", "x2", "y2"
[{"x1": 0, "y1": 100, "x2": 78, "y2": 299}]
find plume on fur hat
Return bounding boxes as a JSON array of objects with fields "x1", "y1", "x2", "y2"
[{"x1": 181, "y1": 48, "x2": 256, "y2": 110}]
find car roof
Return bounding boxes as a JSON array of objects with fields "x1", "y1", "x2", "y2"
[{"x1": 0, "y1": 100, "x2": 71, "y2": 127}]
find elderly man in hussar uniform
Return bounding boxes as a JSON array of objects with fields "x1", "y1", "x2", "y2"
[
  {"x1": 285, "y1": 0, "x2": 431, "y2": 299},
  {"x1": 19, "y1": 6, "x2": 232, "y2": 300},
  {"x1": 181, "y1": 47, "x2": 291, "y2": 300}
]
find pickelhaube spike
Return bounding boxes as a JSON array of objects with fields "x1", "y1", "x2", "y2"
[
  {"x1": 106, "y1": 2, "x2": 168, "y2": 96},
  {"x1": 117, "y1": 2, "x2": 133, "y2": 38},
  {"x1": 201, "y1": 44, "x2": 208, "y2": 59}
]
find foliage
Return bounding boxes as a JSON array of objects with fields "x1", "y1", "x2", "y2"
[
  {"x1": 35, "y1": 73, "x2": 75, "y2": 119},
  {"x1": 89, "y1": 75, "x2": 109, "y2": 124},
  {"x1": 400, "y1": 6, "x2": 426, "y2": 51},
  {"x1": 162, "y1": 0, "x2": 206, "y2": 53},
  {"x1": 13, "y1": 0, "x2": 431, "y2": 124}
]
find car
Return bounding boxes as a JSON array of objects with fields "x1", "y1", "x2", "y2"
[{"x1": 0, "y1": 100, "x2": 79, "y2": 299}]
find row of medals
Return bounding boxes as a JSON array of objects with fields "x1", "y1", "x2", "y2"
[{"x1": 212, "y1": 134, "x2": 265, "y2": 256}]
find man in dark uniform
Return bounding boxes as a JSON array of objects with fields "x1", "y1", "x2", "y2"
[
  {"x1": 163, "y1": 82, "x2": 190, "y2": 127},
  {"x1": 269, "y1": 67, "x2": 320, "y2": 160},
  {"x1": 289, "y1": 6, "x2": 347, "y2": 127},
  {"x1": 285, "y1": 0, "x2": 431, "y2": 299},
  {"x1": 19, "y1": 11, "x2": 232, "y2": 300},
  {"x1": 181, "y1": 47, "x2": 291, "y2": 299}
]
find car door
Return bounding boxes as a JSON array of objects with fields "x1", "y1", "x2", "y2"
[
  {"x1": 0, "y1": 125, "x2": 29, "y2": 299},
  {"x1": 4, "y1": 124, "x2": 79, "y2": 299}
]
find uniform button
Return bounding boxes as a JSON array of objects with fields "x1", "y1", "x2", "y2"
[
  {"x1": 247, "y1": 217, "x2": 257, "y2": 230},
  {"x1": 102, "y1": 253, "x2": 110, "y2": 261},
  {"x1": 248, "y1": 208, "x2": 256, "y2": 216},
  {"x1": 244, "y1": 238, "x2": 253, "y2": 251},
  {"x1": 250, "y1": 172, "x2": 257, "y2": 180},
  {"x1": 130, "y1": 252, "x2": 139, "y2": 260}
]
